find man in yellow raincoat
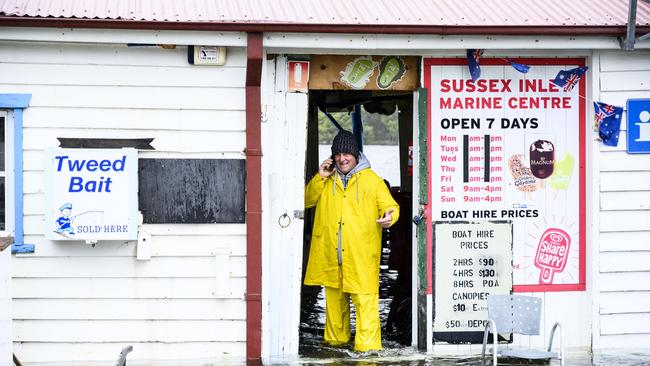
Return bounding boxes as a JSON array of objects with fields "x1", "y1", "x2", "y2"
[{"x1": 304, "y1": 130, "x2": 400, "y2": 352}]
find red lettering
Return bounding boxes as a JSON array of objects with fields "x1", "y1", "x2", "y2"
[
  {"x1": 452, "y1": 80, "x2": 463, "y2": 92},
  {"x1": 439, "y1": 79, "x2": 511, "y2": 93},
  {"x1": 551, "y1": 98, "x2": 561, "y2": 109},
  {"x1": 466, "y1": 80, "x2": 476, "y2": 92},
  {"x1": 440, "y1": 79, "x2": 451, "y2": 92},
  {"x1": 501, "y1": 80, "x2": 512, "y2": 92}
]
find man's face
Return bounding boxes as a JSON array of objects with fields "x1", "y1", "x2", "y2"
[{"x1": 335, "y1": 153, "x2": 358, "y2": 174}]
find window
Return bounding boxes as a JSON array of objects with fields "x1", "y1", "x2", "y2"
[
  {"x1": 1, "y1": 113, "x2": 6, "y2": 231},
  {"x1": 0, "y1": 111, "x2": 14, "y2": 234}
]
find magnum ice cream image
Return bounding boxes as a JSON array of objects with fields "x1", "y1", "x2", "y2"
[
  {"x1": 340, "y1": 56, "x2": 378, "y2": 90},
  {"x1": 508, "y1": 154, "x2": 537, "y2": 192},
  {"x1": 529, "y1": 140, "x2": 555, "y2": 179},
  {"x1": 534, "y1": 228, "x2": 571, "y2": 285}
]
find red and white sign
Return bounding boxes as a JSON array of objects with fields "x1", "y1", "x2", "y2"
[
  {"x1": 424, "y1": 58, "x2": 586, "y2": 292},
  {"x1": 288, "y1": 61, "x2": 310, "y2": 93}
]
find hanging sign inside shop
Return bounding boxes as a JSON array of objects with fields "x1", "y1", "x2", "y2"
[
  {"x1": 424, "y1": 58, "x2": 586, "y2": 292},
  {"x1": 309, "y1": 55, "x2": 418, "y2": 91},
  {"x1": 433, "y1": 221, "x2": 512, "y2": 338},
  {"x1": 44, "y1": 148, "x2": 139, "y2": 241}
]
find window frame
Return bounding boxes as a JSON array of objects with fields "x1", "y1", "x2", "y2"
[
  {"x1": 0, "y1": 110, "x2": 15, "y2": 235},
  {"x1": 0, "y1": 94, "x2": 32, "y2": 253}
]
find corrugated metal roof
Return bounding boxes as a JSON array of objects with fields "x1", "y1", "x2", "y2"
[{"x1": 1, "y1": 0, "x2": 649, "y2": 26}]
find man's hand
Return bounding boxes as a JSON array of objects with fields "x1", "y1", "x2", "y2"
[
  {"x1": 377, "y1": 208, "x2": 395, "y2": 228},
  {"x1": 318, "y1": 157, "x2": 335, "y2": 177}
]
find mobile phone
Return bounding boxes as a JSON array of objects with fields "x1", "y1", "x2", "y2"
[{"x1": 326, "y1": 155, "x2": 335, "y2": 171}]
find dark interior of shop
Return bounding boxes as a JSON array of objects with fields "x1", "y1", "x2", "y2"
[{"x1": 299, "y1": 90, "x2": 414, "y2": 354}]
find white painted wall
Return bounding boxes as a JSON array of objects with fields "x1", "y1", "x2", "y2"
[
  {"x1": 0, "y1": 39, "x2": 248, "y2": 363},
  {"x1": 0, "y1": 246, "x2": 11, "y2": 366},
  {"x1": 261, "y1": 56, "x2": 309, "y2": 362},
  {"x1": 595, "y1": 50, "x2": 650, "y2": 350}
]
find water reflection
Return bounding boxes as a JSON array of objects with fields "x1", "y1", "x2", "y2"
[{"x1": 280, "y1": 353, "x2": 650, "y2": 365}]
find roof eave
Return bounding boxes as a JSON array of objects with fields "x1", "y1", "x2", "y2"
[{"x1": 0, "y1": 16, "x2": 646, "y2": 36}]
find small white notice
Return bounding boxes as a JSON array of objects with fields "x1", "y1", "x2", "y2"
[{"x1": 433, "y1": 221, "x2": 513, "y2": 334}]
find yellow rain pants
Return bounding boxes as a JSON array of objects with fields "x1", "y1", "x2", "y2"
[{"x1": 324, "y1": 268, "x2": 382, "y2": 352}]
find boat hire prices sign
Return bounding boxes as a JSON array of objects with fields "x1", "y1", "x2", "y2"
[
  {"x1": 433, "y1": 221, "x2": 512, "y2": 336},
  {"x1": 424, "y1": 58, "x2": 586, "y2": 306},
  {"x1": 45, "y1": 148, "x2": 138, "y2": 241}
]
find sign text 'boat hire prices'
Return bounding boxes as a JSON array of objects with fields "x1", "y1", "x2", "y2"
[
  {"x1": 44, "y1": 148, "x2": 139, "y2": 241},
  {"x1": 433, "y1": 221, "x2": 513, "y2": 337}
]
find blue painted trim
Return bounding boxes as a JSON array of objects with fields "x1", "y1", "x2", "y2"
[
  {"x1": 0, "y1": 94, "x2": 31, "y2": 109},
  {"x1": 12, "y1": 244, "x2": 35, "y2": 254},
  {"x1": 1, "y1": 94, "x2": 34, "y2": 254},
  {"x1": 351, "y1": 104, "x2": 364, "y2": 151},
  {"x1": 324, "y1": 112, "x2": 343, "y2": 132}
]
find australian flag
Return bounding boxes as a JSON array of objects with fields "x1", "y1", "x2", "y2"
[
  {"x1": 506, "y1": 59, "x2": 530, "y2": 73},
  {"x1": 467, "y1": 49, "x2": 484, "y2": 82},
  {"x1": 594, "y1": 101, "x2": 623, "y2": 146},
  {"x1": 552, "y1": 66, "x2": 588, "y2": 92}
]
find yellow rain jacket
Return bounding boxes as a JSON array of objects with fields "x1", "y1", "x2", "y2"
[{"x1": 304, "y1": 158, "x2": 399, "y2": 295}]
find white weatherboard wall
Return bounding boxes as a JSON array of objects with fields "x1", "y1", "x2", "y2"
[
  {"x1": 596, "y1": 50, "x2": 650, "y2": 350},
  {"x1": 0, "y1": 39, "x2": 247, "y2": 363},
  {"x1": 0, "y1": 246, "x2": 11, "y2": 366}
]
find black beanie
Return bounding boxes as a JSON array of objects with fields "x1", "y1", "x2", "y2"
[{"x1": 331, "y1": 130, "x2": 360, "y2": 158}]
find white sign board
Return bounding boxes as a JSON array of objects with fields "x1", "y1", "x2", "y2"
[
  {"x1": 44, "y1": 148, "x2": 138, "y2": 241},
  {"x1": 433, "y1": 221, "x2": 512, "y2": 333}
]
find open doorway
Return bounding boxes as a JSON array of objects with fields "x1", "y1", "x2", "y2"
[{"x1": 298, "y1": 90, "x2": 414, "y2": 355}]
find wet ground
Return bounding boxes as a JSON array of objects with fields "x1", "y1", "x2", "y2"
[
  {"x1": 292, "y1": 232, "x2": 650, "y2": 366},
  {"x1": 299, "y1": 233, "x2": 410, "y2": 356},
  {"x1": 271, "y1": 352, "x2": 650, "y2": 365}
]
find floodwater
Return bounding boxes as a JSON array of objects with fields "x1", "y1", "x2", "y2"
[
  {"x1": 298, "y1": 145, "x2": 650, "y2": 366},
  {"x1": 270, "y1": 352, "x2": 650, "y2": 365}
]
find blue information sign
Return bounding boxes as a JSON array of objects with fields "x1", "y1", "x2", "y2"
[{"x1": 627, "y1": 98, "x2": 650, "y2": 154}]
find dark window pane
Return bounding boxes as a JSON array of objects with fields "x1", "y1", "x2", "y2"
[
  {"x1": 0, "y1": 116, "x2": 4, "y2": 172},
  {"x1": 0, "y1": 177, "x2": 5, "y2": 231}
]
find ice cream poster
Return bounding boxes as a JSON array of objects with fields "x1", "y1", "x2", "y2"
[
  {"x1": 308, "y1": 55, "x2": 419, "y2": 91},
  {"x1": 44, "y1": 148, "x2": 139, "y2": 241},
  {"x1": 424, "y1": 58, "x2": 586, "y2": 292}
]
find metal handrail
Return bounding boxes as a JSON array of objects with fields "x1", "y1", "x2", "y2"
[
  {"x1": 547, "y1": 322, "x2": 565, "y2": 366},
  {"x1": 481, "y1": 319, "x2": 498, "y2": 366}
]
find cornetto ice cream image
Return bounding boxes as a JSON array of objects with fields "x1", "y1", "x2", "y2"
[
  {"x1": 508, "y1": 154, "x2": 537, "y2": 192},
  {"x1": 529, "y1": 140, "x2": 555, "y2": 179}
]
